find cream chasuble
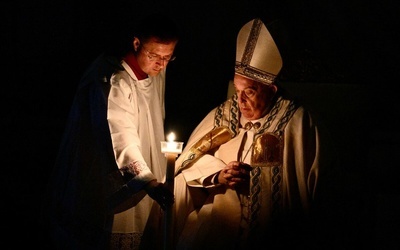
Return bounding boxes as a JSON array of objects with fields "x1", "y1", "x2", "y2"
[{"x1": 173, "y1": 95, "x2": 321, "y2": 250}]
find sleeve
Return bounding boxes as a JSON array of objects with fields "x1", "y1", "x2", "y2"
[
  {"x1": 181, "y1": 154, "x2": 226, "y2": 187},
  {"x1": 284, "y1": 107, "x2": 321, "y2": 207},
  {"x1": 107, "y1": 72, "x2": 155, "y2": 193},
  {"x1": 175, "y1": 107, "x2": 233, "y2": 188}
]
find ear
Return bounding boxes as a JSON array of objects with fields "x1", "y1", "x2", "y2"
[
  {"x1": 270, "y1": 84, "x2": 278, "y2": 95},
  {"x1": 133, "y1": 37, "x2": 140, "y2": 51}
]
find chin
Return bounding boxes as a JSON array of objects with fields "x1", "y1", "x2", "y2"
[{"x1": 241, "y1": 112, "x2": 253, "y2": 119}]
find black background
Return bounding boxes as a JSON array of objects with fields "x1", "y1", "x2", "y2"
[{"x1": 3, "y1": 0, "x2": 400, "y2": 248}]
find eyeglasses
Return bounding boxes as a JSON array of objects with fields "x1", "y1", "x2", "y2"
[{"x1": 142, "y1": 48, "x2": 176, "y2": 62}]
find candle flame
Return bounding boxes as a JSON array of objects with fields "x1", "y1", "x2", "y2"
[{"x1": 167, "y1": 132, "x2": 175, "y2": 142}]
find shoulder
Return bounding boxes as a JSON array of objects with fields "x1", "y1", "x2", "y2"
[{"x1": 91, "y1": 53, "x2": 123, "y2": 74}]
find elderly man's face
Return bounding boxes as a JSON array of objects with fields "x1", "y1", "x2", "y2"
[{"x1": 234, "y1": 74, "x2": 277, "y2": 120}]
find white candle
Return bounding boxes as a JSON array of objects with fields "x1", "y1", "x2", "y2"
[
  {"x1": 161, "y1": 132, "x2": 183, "y2": 154},
  {"x1": 160, "y1": 132, "x2": 183, "y2": 250}
]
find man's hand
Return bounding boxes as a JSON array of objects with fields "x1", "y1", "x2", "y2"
[
  {"x1": 218, "y1": 161, "x2": 251, "y2": 189},
  {"x1": 144, "y1": 180, "x2": 174, "y2": 210}
]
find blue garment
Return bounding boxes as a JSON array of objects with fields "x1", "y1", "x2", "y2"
[{"x1": 42, "y1": 53, "x2": 126, "y2": 249}]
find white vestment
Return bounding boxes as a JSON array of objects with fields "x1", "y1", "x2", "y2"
[
  {"x1": 173, "y1": 95, "x2": 326, "y2": 249},
  {"x1": 107, "y1": 60, "x2": 167, "y2": 246}
]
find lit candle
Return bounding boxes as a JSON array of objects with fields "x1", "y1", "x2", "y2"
[
  {"x1": 161, "y1": 132, "x2": 183, "y2": 154},
  {"x1": 160, "y1": 132, "x2": 183, "y2": 189},
  {"x1": 160, "y1": 132, "x2": 183, "y2": 250}
]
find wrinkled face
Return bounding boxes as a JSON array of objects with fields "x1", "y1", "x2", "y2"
[
  {"x1": 133, "y1": 37, "x2": 177, "y2": 77},
  {"x1": 234, "y1": 74, "x2": 277, "y2": 120}
]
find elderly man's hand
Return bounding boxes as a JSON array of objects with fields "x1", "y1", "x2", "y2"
[
  {"x1": 218, "y1": 161, "x2": 251, "y2": 189},
  {"x1": 144, "y1": 180, "x2": 174, "y2": 210}
]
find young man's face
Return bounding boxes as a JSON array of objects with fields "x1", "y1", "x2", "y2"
[{"x1": 134, "y1": 37, "x2": 177, "y2": 77}]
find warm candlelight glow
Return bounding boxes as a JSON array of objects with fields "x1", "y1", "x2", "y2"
[
  {"x1": 161, "y1": 132, "x2": 183, "y2": 154},
  {"x1": 161, "y1": 131, "x2": 183, "y2": 250},
  {"x1": 167, "y1": 132, "x2": 176, "y2": 142}
]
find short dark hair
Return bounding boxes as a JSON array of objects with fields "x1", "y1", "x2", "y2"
[
  {"x1": 134, "y1": 13, "x2": 180, "y2": 44},
  {"x1": 104, "y1": 13, "x2": 180, "y2": 57}
]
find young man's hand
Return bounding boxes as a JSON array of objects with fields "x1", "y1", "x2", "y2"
[{"x1": 144, "y1": 180, "x2": 174, "y2": 210}]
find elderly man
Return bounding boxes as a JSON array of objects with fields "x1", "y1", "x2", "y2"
[{"x1": 171, "y1": 18, "x2": 332, "y2": 250}]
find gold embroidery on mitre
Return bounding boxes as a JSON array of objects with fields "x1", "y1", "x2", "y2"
[{"x1": 235, "y1": 18, "x2": 282, "y2": 85}]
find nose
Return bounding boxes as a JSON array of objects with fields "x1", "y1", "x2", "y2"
[
  {"x1": 157, "y1": 60, "x2": 167, "y2": 69},
  {"x1": 155, "y1": 58, "x2": 168, "y2": 66}
]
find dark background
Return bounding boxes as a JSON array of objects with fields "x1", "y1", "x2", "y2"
[{"x1": 3, "y1": 0, "x2": 400, "y2": 248}]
